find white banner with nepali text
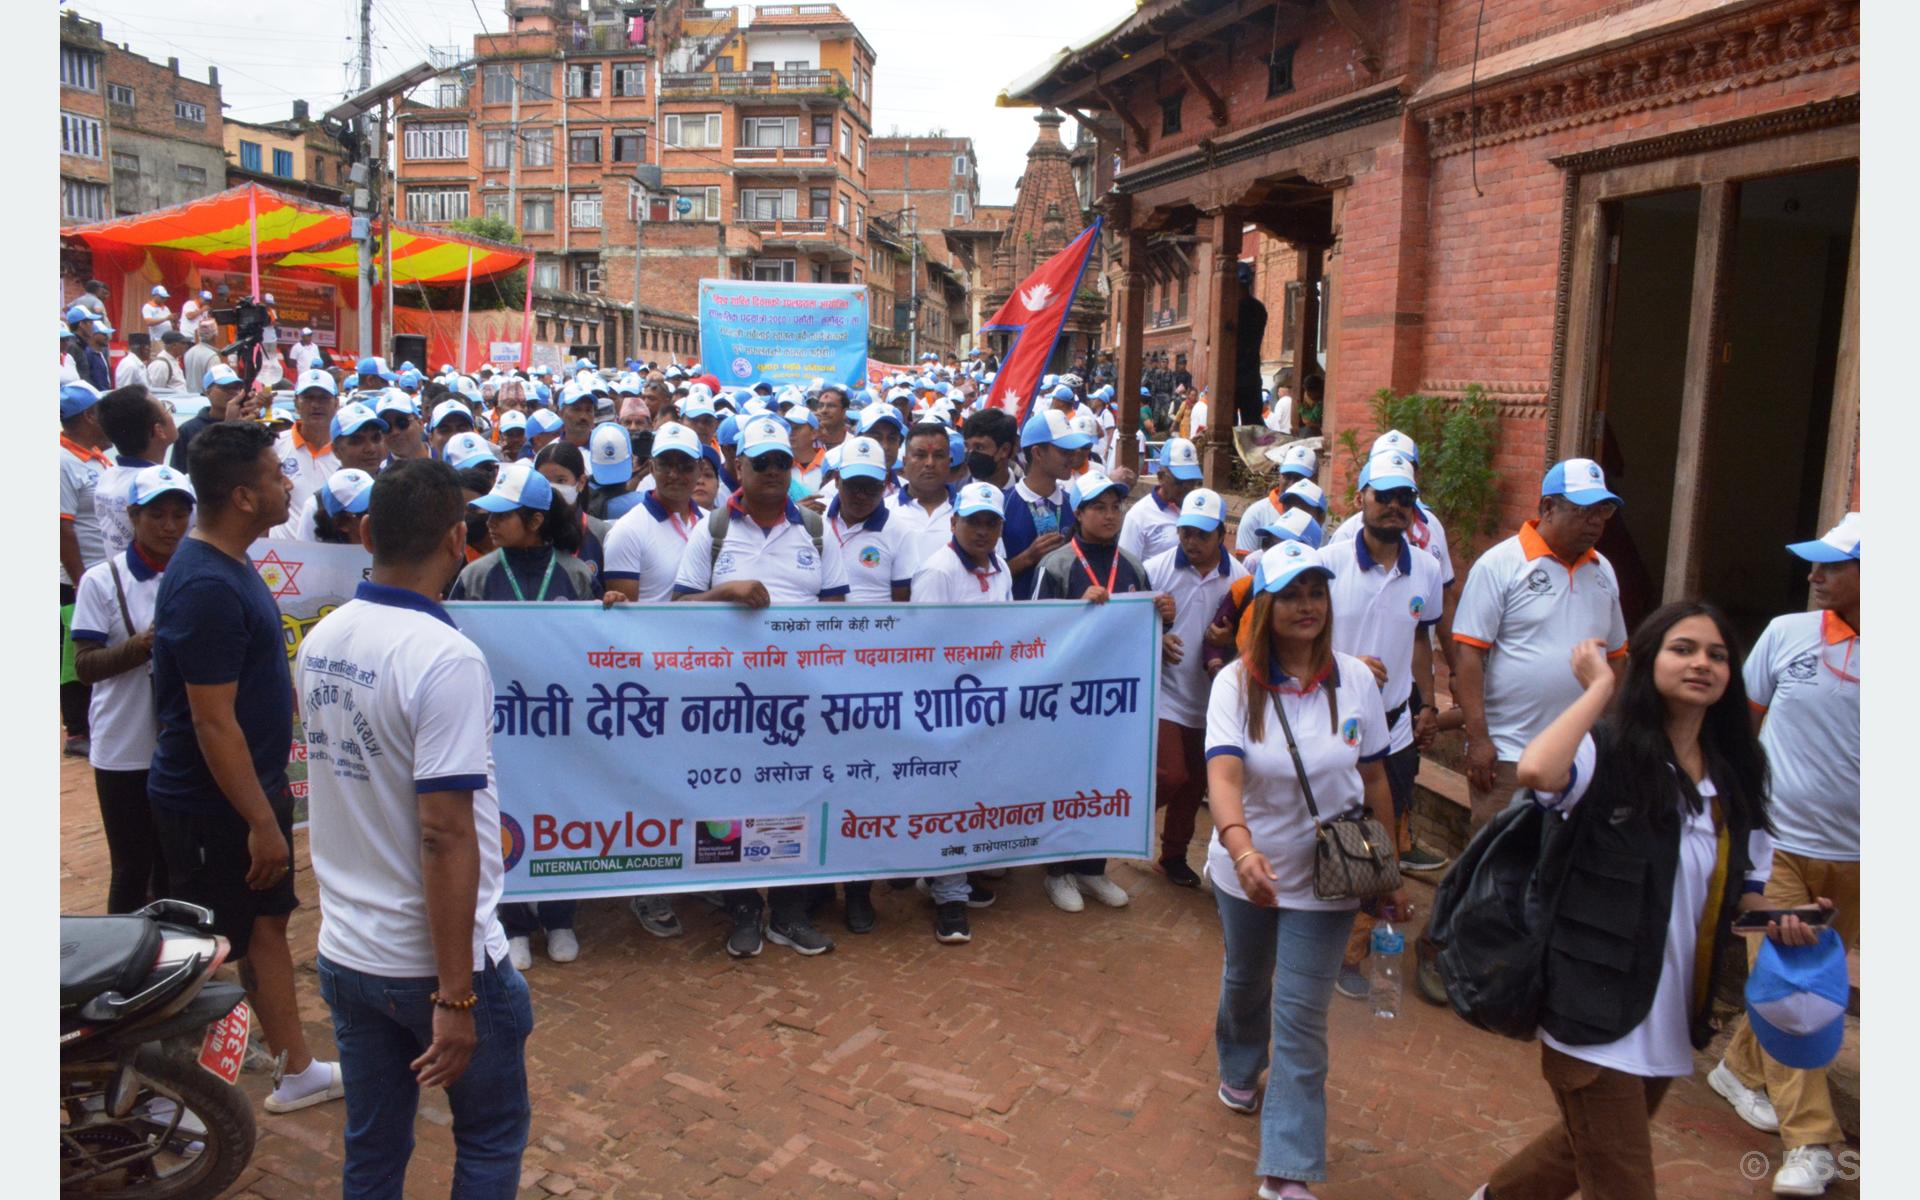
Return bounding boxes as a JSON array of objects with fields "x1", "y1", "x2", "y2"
[{"x1": 450, "y1": 596, "x2": 1162, "y2": 900}]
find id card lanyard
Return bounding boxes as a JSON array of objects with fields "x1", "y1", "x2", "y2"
[
  {"x1": 504, "y1": 549, "x2": 558, "y2": 602},
  {"x1": 1069, "y1": 537, "x2": 1119, "y2": 593}
]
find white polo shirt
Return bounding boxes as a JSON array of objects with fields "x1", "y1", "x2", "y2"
[
  {"x1": 60, "y1": 436, "x2": 110, "y2": 587},
  {"x1": 1745, "y1": 609, "x2": 1860, "y2": 861},
  {"x1": 301, "y1": 582, "x2": 510, "y2": 977},
  {"x1": 1453, "y1": 522, "x2": 1629, "y2": 760},
  {"x1": 1204, "y1": 653, "x2": 1390, "y2": 909},
  {"x1": 829, "y1": 498, "x2": 915, "y2": 603},
  {"x1": 114, "y1": 353, "x2": 148, "y2": 391},
  {"x1": 603, "y1": 492, "x2": 705, "y2": 601},
  {"x1": 672, "y1": 497, "x2": 850, "y2": 603},
  {"x1": 1331, "y1": 504, "x2": 1455, "y2": 586},
  {"x1": 272, "y1": 428, "x2": 340, "y2": 540},
  {"x1": 1233, "y1": 485, "x2": 1306, "y2": 556},
  {"x1": 1325, "y1": 532, "x2": 1445, "y2": 753},
  {"x1": 69, "y1": 547, "x2": 166, "y2": 771},
  {"x1": 1119, "y1": 487, "x2": 1184, "y2": 566},
  {"x1": 94, "y1": 457, "x2": 162, "y2": 560},
  {"x1": 886, "y1": 484, "x2": 960, "y2": 569},
  {"x1": 910, "y1": 541, "x2": 1011, "y2": 603},
  {"x1": 288, "y1": 341, "x2": 322, "y2": 376},
  {"x1": 1146, "y1": 545, "x2": 1246, "y2": 728}
]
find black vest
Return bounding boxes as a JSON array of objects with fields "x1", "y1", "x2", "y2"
[{"x1": 1540, "y1": 735, "x2": 1757, "y2": 1052}]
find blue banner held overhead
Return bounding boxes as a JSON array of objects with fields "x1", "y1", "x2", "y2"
[
  {"x1": 449, "y1": 597, "x2": 1162, "y2": 900},
  {"x1": 697, "y1": 279, "x2": 870, "y2": 389}
]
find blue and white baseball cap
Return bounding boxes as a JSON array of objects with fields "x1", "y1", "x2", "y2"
[
  {"x1": 269, "y1": 398, "x2": 298, "y2": 425},
  {"x1": 151, "y1": 285, "x2": 170, "y2": 299},
  {"x1": 1068, "y1": 412, "x2": 1101, "y2": 447},
  {"x1": 1542, "y1": 458, "x2": 1622, "y2": 507},
  {"x1": 444, "y1": 431, "x2": 499, "y2": 470},
  {"x1": 947, "y1": 427, "x2": 967, "y2": 468},
  {"x1": 430, "y1": 398, "x2": 475, "y2": 430},
  {"x1": 782, "y1": 402, "x2": 819, "y2": 430},
  {"x1": 294, "y1": 368, "x2": 336, "y2": 397},
  {"x1": 858, "y1": 405, "x2": 908, "y2": 438},
  {"x1": 1361, "y1": 450, "x2": 1419, "y2": 494},
  {"x1": 353, "y1": 355, "x2": 398, "y2": 383},
  {"x1": 589, "y1": 423, "x2": 634, "y2": 485},
  {"x1": 472, "y1": 460, "x2": 555, "y2": 513},
  {"x1": 318, "y1": 468, "x2": 376, "y2": 517},
  {"x1": 1745, "y1": 929, "x2": 1850, "y2": 1070},
  {"x1": 497, "y1": 410, "x2": 529, "y2": 436},
  {"x1": 374, "y1": 390, "x2": 418, "y2": 422},
  {"x1": 680, "y1": 391, "x2": 717, "y2": 420},
  {"x1": 1283, "y1": 478, "x2": 1327, "y2": 515},
  {"x1": 330, "y1": 401, "x2": 387, "y2": 440},
  {"x1": 396, "y1": 368, "x2": 423, "y2": 391},
  {"x1": 527, "y1": 409, "x2": 565, "y2": 438},
  {"x1": 650, "y1": 421, "x2": 700, "y2": 462},
  {"x1": 1177, "y1": 488, "x2": 1228, "y2": 532},
  {"x1": 1070, "y1": 469, "x2": 1126, "y2": 507},
  {"x1": 1092, "y1": 384, "x2": 1115, "y2": 403},
  {"x1": 1021, "y1": 408, "x2": 1092, "y2": 451},
  {"x1": 955, "y1": 481, "x2": 1004, "y2": 518},
  {"x1": 1049, "y1": 383, "x2": 1077, "y2": 405},
  {"x1": 1259, "y1": 506, "x2": 1324, "y2": 549},
  {"x1": 558, "y1": 380, "x2": 593, "y2": 409},
  {"x1": 1157, "y1": 436, "x2": 1203, "y2": 481},
  {"x1": 1267, "y1": 442, "x2": 1317, "y2": 479},
  {"x1": 1253, "y1": 539, "x2": 1333, "y2": 594},
  {"x1": 60, "y1": 381, "x2": 102, "y2": 421},
  {"x1": 64, "y1": 305, "x2": 94, "y2": 325},
  {"x1": 1372, "y1": 429, "x2": 1419, "y2": 464},
  {"x1": 203, "y1": 364, "x2": 241, "y2": 390},
  {"x1": 838, "y1": 436, "x2": 890, "y2": 483},
  {"x1": 128, "y1": 464, "x2": 195, "y2": 506},
  {"x1": 1787, "y1": 512, "x2": 1860, "y2": 563},
  {"x1": 739, "y1": 415, "x2": 794, "y2": 460}
]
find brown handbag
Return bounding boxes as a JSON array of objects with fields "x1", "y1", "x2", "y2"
[{"x1": 1271, "y1": 673, "x2": 1402, "y2": 902}]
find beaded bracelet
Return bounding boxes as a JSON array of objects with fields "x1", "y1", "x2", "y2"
[{"x1": 430, "y1": 990, "x2": 479, "y2": 1011}]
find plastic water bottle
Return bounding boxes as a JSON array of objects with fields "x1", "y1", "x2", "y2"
[{"x1": 1369, "y1": 922, "x2": 1404, "y2": 1019}]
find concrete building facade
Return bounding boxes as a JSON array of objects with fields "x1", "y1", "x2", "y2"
[{"x1": 225, "y1": 101, "x2": 354, "y2": 205}]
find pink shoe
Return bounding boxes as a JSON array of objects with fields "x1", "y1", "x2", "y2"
[{"x1": 1257, "y1": 1181, "x2": 1318, "y2": 1200}]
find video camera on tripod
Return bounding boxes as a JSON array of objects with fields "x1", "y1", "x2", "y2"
[{"x1": 211, "y1": 296, "x2": 275, "y2": 387}]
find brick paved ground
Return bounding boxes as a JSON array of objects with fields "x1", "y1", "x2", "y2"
[{"x1": 60, "y1": 754, "x2": 1858, "y2": 1199}]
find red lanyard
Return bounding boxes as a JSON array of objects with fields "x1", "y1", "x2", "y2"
[
  {"x1": 831, "y1": 514, "x2": 859, "y2": 549},
  {"x1": 1824, "y1": 638, "x2": 1859, "y2": 684},
  {"x1": 1069, "y1": 538, "x2": 1118, "y2": 593},
  {"x1": 665, "y1": 508, "x2": 692, "y2": 542}
]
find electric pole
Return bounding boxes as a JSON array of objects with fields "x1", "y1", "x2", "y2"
[{"x1": 355, "y1": 0, "x2": 375, "y2": 356}]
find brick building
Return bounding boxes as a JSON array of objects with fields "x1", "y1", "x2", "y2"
[
  {"x1": 60, "y1": 11, "x2": 225, "y2": 227},
  {"x1": 944, "y1": 203, "x2": 1013, "y2": 360},
  {"x1": 1008, "y1": 0, "x2": 1859, "y2": 637},
  {"x1": 225, "y1": 101, "x2": 354, "y2": 205},
  {"x1": 867, "y1": 134, "x2": 981, "y2": 265}
]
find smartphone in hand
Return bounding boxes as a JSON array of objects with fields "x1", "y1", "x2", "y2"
[{"x1": 1731, "y1": 906, "x2": 1835, "y2": 934}]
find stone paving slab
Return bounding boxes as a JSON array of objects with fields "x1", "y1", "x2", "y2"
[{"x1": 58, "y1": 754, "x2": 1858, "y2": 1199}]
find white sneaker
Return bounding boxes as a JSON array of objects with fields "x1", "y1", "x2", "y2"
[
  {"x1": 546, "y1": 928, "x2": 580, "y2": 963},
  {"x1": 1773, "y1": 1145, "x2": 1836, "y2": 1196},
  {"x1": 1708, "y1": 1060, "x2": 1780, "y2": 1132},
  {"x1": 1044, "y1": 873, "x2": 1085, "y2": 912},
  {"x1": 1074, "y1": 872, "x2": 1131, "y2": 908},
  {"x1": 508, "y1": 936, "x2": 533, "y2": 970},
  {"x1": 263, "y1": 1059, "x2": 345, "y2": 1115}
]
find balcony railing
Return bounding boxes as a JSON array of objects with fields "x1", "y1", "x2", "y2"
[
  {"x1": 660, "y1": 68, "x2": 848, "y2": 99},
  {"x1": 732, "y1": 144, "x2": 831, "y2": 166},
  {"x1": 736, "y1": 216, "x2": 858, "y2": 254}
]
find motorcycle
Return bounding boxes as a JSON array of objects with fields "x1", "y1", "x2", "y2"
[{"x1": 60, "y1": 900, "x2": 257, "y2": 1198}]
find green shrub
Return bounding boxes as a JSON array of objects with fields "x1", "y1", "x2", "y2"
[{"x1": 1334, "y1": 384, "x2": 1501, "y2": 556}]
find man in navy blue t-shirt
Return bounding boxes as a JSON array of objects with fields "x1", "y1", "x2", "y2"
[
  {"x1": 1003, "y1": 409, "x2": 1087, "y2": 599},
  {"x1": 150, "y1": 420, "x2": 344, "y2": 1116}
]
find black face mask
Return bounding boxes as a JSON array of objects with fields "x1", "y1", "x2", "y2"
[
  {"x1": 631, "y1": 430, "x2": 654, "y2": 462},
  {"x1": 967, "y1": 451, "x2": 999, "y2": 480}
]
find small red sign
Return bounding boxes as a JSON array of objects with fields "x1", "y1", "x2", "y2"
[{"x1": 197, "y1": 1001, "x2": 250, "y2": 1085}]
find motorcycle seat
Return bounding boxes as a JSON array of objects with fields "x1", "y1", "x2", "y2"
[{"x1": 59, "y1": 916, "x2": 161, "y2": 1010}]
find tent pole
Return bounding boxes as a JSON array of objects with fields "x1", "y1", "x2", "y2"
[
  {"x1": 458, "y1": 246, "x2": 474, "y2": 375},
  {"x1": 247, "y1": 185, "x2": 260, "y2": 299},
  {"x1": 521, "y1": 253, "x2": 535, "y2": 369},
  {"x1": 380, "y1": 99, "x2": 394, "y2": 359}
]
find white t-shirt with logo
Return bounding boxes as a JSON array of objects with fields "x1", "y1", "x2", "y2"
[
  {"x1": 301, "y1": 585, "x2": 510, "y2": 977},
  {"x1": 1453, "y1": 524, "x2": 1628, "y2": 760},
  {"x1": 910, "y1": 542, "x2": 1012, "y2": 603},
  {"x1": 141, "y1": 302, "x2": 173, "y2": 339},
  {"x1": 1325, "y1": 532, "x2": 1445, "y2": 753},
  {"x1": 60, "y1": 441, "x2": 109, "y2": 587},
  {"x1": 1203, "y1": 652, "x2": 1390, "y2": 909},
  {"x1": 885, "y1": 486, "x2": 958, "y2": 571},
  {"x1": 1745, "y1": 610, "x2": 1860, "y2": 861},
  {"x1": 603, "y1": 493, "x2": 704, "y2": 602},
  {"x1": 1147, "y1": 546, "x2": 1246, "y2": 728},
  {"x1": 94, "y1": 459, "x2": 159, "y2": 560},
  {"x1": 1331, "y1": 504, "x2": 1455, "y2": 586},
  {"x1": 288, "y1": 342, "x2": 322, "y2": 376},
  {"x1": 672, "y1": 499, "x2": 850, "y2": 603},
  {"x1": 271, "y1": 430, "x2": 339, "y2": 541},
  {"x1": 829, "y1": 501, "x2": 915, "y2": 603},
  {"x1": 1118, "y1": 487, "x2": 1183, "y2": 566},
  {"x1": 69, "y1": 548, "x2": 165, "y2": 771}
]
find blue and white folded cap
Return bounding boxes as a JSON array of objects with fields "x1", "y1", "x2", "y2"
[
  {"x1": 203, "y1": 363, "x2": 241, "y2": 390},
  {"x1": 1542, "y1": 457, "x2": 1622, "y2": 507},
  {"x1": 444, "y1": 431, "x2": 499, "y2": 470},
  {"x1": 783, "y1": 402, "x2": 819, "y2": 429},
  {"x1": 354, "y1": 355, "x2": 398, "y2": 383},
  {"x1": 318, "y1": 468, "x2": 376, "y2": 517},
  {"x1": 330, "y1": 401, "x2": 387, "y2": 440},
  {"x1": 472, "y1": 460, "x2": 554, "y2": 512},
  {"x1": 858, "y1": 405, "x2": 907, "y2": 437},
  {"x1": 739, "y1": 415, "x2": 794, "y2": 460},
  {"x1": 1253, "y1": 538, "x2": 1333, "y2": 594},
  {"x1": 589, "y1": 423, "x2": 634, "y2": 485},
  {"x1": 838, "y1": 436, "x2": 891, "y2": 483},
  {"x1": 1372, "y1": 429, "x2": 1419, "y2": 463},
  {"x1": 128, "y1": 464, "x2": 195, "y2": 506},
  {"x1": 1266, "y1": 442, "x2": 1318, "y2": 478},
  {"x1": 1259, "y1": 506, "x2": 1324, "y2": 549},
  {"x1": 680, "y1": 391, "x2": 717, "y2": 420},
  {"x1": 497, "y1": 410, "x2": 529, "y2": 435},
  {"x1": 1177, "y1": 488, "x2": 1228, "y2": 532},
  {"x1": 1746, "y1": 929, "x2": 1850, "y2": 1070},
  {"x1": 1787, "y1": 511, "x2": 1859, "y2": 563},
  {"x1": 1361, "y1": 449, "x2": 1419, "y2": 494},
  {"x1": 955, "y1": 481, "x2": 1004, "y2": 518},
  {"x1": 293, "y1": 368, "x2": 337, "y2": 398},
  {"x1": 430, "y1": 398, "x2": 475, "y2": 430},
  {"x1": 1021, "y1": 408, "x2": 1092, "y2": 450},
  {"x1": 1070, "y1": 469, "x2": 1126, "y2": 508},
  {"x1": 374, "y1": 389, "x2": 418, "y2": 420},
  {"x1": 60, "y1": 381, "x2": 103, "y2": 421},
  {"x1": 1283, "y1": 478, "x2": 1327, "y2": 514},
  {"x1": 649, "y1": 421, "x2": 700, "y2": 462},
  {"x1": 1157, "y1": 436, "x2": 1202, "y2": 481},
  {"x1": 527, "y1": 409, "x2": 565, "y2": 437}
]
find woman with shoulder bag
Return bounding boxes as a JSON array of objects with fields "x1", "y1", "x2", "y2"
[
  {"x1": 1475, "y1": 604, "x2": 1831, "y2": 1200},
  {"x1": 1205, "y1": 541, "x2": 1409, "y2": 1200}
]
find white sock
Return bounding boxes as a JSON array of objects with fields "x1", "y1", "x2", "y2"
[{"x1": 274, "y1": 1058, "x2": 333, "y2": 1096}]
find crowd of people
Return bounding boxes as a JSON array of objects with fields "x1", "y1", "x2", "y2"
[{"x1": 57, "y1": 294, "x2": 1859, "y2": 1200}]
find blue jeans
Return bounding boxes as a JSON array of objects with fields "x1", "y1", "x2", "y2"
[
  {"x1": 316, "y1": 952, "x2": 534, "y2": 1200},
  {"x1": 1213, "y1": 889, "x2": 1354, "y2": 1182},
  {"x1": 499, "y1": 900, "x2": 576, "y2": 936}
]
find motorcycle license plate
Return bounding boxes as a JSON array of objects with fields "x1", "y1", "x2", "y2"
[{"x1": 196, "y1": 1001, "x2": 250, "y2": 1085}]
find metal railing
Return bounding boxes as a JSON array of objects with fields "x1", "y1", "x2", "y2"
[
  {"x1": 731, "y1": 144, "x2": 831, "y2": 165},
  {"x1": 660, "y1": 68, "x2": 848, "y2": 98}
]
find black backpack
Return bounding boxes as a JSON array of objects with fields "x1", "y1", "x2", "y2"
[{"x1": 1426, "y1": 795, "x2": 1587, "y2": 1040}]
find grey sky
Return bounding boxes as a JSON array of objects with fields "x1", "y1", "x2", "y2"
[{"x1": 64, "y1": 0, "x2": 1122, "y2": 206}]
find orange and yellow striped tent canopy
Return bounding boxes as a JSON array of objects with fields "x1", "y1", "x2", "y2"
[{"x1": 69, "y1": 183, "x2": 530, "y2": 286}]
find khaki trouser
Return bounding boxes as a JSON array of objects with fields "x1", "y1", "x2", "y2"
[
  {"x1": 1721, "y1": 849, "x2": 1860, "y2": 1150},
  {"x1": 1488, "y1": 1043, "x2": 1673, "y2": 1200}
]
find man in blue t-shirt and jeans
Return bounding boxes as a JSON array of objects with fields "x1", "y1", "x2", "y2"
[{"x1": 150, "y1": 421, "x2": 344, "y2": 1115}]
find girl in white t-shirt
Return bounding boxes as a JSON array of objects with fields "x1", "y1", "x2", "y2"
[
  {"x1": 1204, "y1": 541, "x2": 1406, "y2": 1199},
  {"x1": 70, "y1": 466, "x2": 195, "y2": 913}
]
